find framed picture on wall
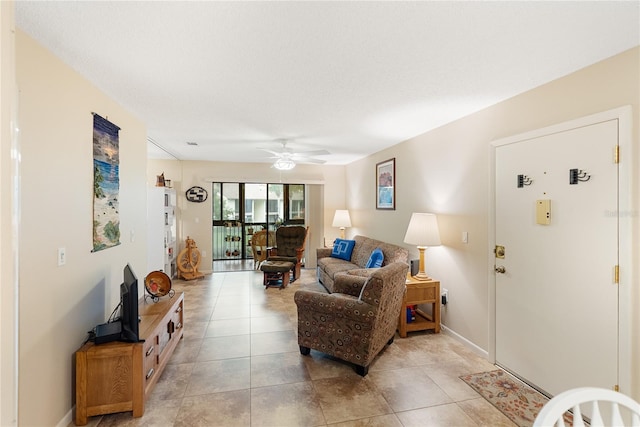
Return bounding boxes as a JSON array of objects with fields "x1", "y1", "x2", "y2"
[{"x1": 376, "y1": 158, "x2": 395, "y2": 210}]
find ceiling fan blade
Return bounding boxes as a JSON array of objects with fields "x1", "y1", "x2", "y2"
[
  {"x1": 293, "y1": 149, "x2": 330, "y2": 156},
  {"x1": 258, "y1": 148, "x2": 282, "y2": 156},
  {"x1": 258, "y1": 141, "x2": 330, "y2": 165},
  {"x1": 291, "y1": 156, "x2": 327, "y2": 164}
]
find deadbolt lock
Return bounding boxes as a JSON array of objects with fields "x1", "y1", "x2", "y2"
[{"x1": 495, "y1": 245, "x2": 505, "y2": 259}]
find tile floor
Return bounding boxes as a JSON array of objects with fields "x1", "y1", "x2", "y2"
[
  {"x1": 211, "y1": 259, "x2": 256, "y2": 272},
  {"x1": 86, "y1": 268, "x2": 516, "y2": 427}
]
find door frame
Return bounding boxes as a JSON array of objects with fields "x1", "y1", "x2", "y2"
[{"x1": 488, "y1": 105, "x2": 633, "y2": 393}]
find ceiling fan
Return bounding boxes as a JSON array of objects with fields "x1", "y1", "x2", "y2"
[{"x1": 261, "y1": 140, "x2": 330, "y2": 170}]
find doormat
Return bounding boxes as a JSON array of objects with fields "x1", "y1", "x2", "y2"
[{"x1": 460, "y1": 369, "x2": 573, "y2": 427}]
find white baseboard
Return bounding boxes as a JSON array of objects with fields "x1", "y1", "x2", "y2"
[
  {"x1": 441, "y1": 324, "x2": 490, "y2": 360},
  {"x1": 56, "y1": 408, "x2": 72, "y2": 427}
]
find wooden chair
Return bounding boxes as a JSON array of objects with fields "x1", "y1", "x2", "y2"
[
  {"x1": 249, "y1": 230, "x2": 276, "y2": 270},
  {"x1": 533, "y1": 387, "x2": 640, "y2": 427}
]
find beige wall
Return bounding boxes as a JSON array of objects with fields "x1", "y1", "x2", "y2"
[
  {"x1": 16, "y1": 30, "x2": 148, "y2": 426},
  {"x1": 345, "y1": 47, "x2": 640, "y2": 397},
  {"x1": 1, "y1": 2, "x2": 18, "y2": 426}
]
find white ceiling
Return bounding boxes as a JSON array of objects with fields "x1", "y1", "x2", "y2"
[{"x1": 15, "y1": 1, "x2": 640, "y2": 165}]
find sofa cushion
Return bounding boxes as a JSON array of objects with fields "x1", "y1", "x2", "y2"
[
  {"x1": 350, "y1": 235, "x2": 408, "y2": 268},
  {"x1": 331, "y1": 238, "x2": 356, "y2": 261},
  {"x1": 346, "y1": 268, "x2": 374, "y2": 277},
  {"x1": 319, "y1": 257, "x2": 359, "y2": 279},
  {"x1": 365, "y1": 248, "x2": 384, "y2": 268}
]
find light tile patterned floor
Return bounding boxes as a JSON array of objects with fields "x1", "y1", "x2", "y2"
[{"x1": 82, "y1": 268, "x2": 516, "y2": 427}]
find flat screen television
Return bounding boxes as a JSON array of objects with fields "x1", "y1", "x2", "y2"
[{"x1": 119, "y1": 263, "x2": 141, "y2": 343}]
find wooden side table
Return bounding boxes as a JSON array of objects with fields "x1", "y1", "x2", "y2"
[{"x1": 398, "y1": 274, "x2": 440, "y2": 337}]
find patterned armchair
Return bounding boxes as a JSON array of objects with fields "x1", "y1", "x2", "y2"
[
  {"x1": 294, "y1": 261, "x2": 410, "y2": 376},
  {"x1": 267, "y1": 225, "x2": 308, "y2": 281}
]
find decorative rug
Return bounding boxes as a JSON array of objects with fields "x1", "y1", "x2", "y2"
[{"x1": 460, "y1": 369, "x2": 573, "y2": 427}]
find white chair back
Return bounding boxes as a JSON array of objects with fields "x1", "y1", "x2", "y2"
[{"x1": 533, "y1": 387, "x2": 640, "y2": 427}]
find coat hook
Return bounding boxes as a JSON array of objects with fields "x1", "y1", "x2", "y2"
[
  {"x1": 570, "y1": 168, "x2": 591, "y2": 185},
  {"x1": 517, "y1": 174, "x2": 533, "y2": 188}
]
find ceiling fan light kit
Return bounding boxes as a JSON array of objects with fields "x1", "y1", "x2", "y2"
[
  {"x1": 273, "y1": 158, "x2": 296, "y2": 170},
  {"x1": 264, "y1": 139, "x2": 329, "y2": 169}
]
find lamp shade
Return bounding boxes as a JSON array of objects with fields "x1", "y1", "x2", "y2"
[
  {"x1": 332, "y1": 210, "x2": 352, "y2": 228},
  {"x1": 403, "y1": 213, "x2": 441, "y2": 247}
]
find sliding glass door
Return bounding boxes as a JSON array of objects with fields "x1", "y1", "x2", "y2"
[{"x1": 211, "y1": 182, "x2": 305, "y2": 261}]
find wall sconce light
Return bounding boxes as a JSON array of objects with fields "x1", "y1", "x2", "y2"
[{"x1": 403, "y1": 212, "x2": 441, "y2": 281}]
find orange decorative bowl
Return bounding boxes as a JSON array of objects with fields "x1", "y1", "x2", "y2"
[{"x1": 144, "y1": 271, "x2": 172, "y2": 297}]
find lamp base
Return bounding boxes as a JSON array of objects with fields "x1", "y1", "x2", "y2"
[
  {"x1": 411, "y1": 272, "x2": 433, "y2": 281},
  {"x1": 412, "y1": 247, "x2": 433, "y2": 281}
]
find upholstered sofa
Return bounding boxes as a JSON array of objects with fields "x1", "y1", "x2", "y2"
[
  {"x1": 295, "y1": 261, "x2": 410, "y2": 376},
  {"x1": 316, "y1": 235, "x2": 409, "y2": 293}
]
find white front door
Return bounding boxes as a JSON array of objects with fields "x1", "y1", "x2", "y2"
[{"x1": 494, "y1": 118, "x2": 619, "y2": 396}]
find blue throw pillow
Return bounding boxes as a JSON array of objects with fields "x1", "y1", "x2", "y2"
[
  {"x1": 365, "y1": 248, "x2": 384, "y2": 268},
  {"x1": 331, "y1": 238, "x2": 356, "y2": 261}
]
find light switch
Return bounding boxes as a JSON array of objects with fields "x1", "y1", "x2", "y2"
[
  {"x1": 462, "y1": 231, "x2": 468, "y2": 244},
  {"x1": 536, "y1": 199, "x2": 551, "y2": 225},
  {"x1": 58, "y1": 247, "x2": 66, "y2": 266}
]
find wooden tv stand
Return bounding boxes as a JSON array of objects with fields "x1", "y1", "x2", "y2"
[{"x1": 75, "y1": 292, "x2": 184, "y2": 425}]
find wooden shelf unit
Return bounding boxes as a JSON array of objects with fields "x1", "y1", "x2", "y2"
[
  {"x1": 398, "y1": 275, "x2": 440, "y2": 338},
  {"x1": 75, "y1": 292, "x2": 184, "y2": 425}
]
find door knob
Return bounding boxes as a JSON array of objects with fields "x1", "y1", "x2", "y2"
[{"x1": 495, "y1": 265, "x2": 506, "y2": 274}]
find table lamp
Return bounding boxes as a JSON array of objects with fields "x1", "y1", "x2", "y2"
[
  {"x1": 403, "y1": 213, "x2": 441, "y2": 281},
  {"x1": 332, "y1": 210, "x2": 352, "y2": 239}
]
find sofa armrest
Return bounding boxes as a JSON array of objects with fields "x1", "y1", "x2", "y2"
[
  {"x1": 317, "y1": 247, "x2": 332, "y2": 259},
  {"x1": 332, "y1": 273, "x2": 368, "y2": 298},
  {"x1": 294, "y1": 290, "x2": 376, "y2": 324}
]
